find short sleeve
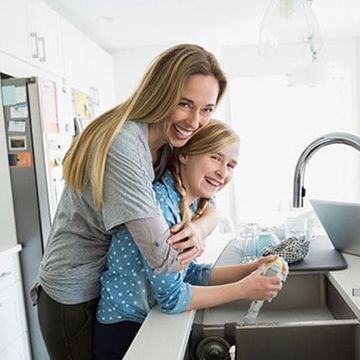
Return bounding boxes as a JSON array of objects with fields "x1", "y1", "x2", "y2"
[{"x1": 101, "y1": 122, "x2": 162, "y2": 231}]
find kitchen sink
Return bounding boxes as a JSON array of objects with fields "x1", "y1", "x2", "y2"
[{"x1": 186, "y1": 273, "x2": 360, "y2": 360}]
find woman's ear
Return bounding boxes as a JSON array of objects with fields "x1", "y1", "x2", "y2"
[{"x1": 178, "y1": 154, "x2": 188, "y2": 164}]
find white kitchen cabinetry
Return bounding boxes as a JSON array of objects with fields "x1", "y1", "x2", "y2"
[
  {"x1": 0, "y1": 249, "x2": 31, "y2": 360},
  {"x1": 0, "y1": 0, "x2": 115, "y2": 117},
  {"x1": 25, "y1": 0, "x2": 64, "y2": 77},
  {"x1": 0, "y1": 0, "x2": 64, "y2": 78}
]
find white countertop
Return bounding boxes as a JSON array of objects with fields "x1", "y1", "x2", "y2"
[
  {"x1": 328, "y1": 253, "x2": 360, "y2": 319},
  {"x1": 0, "y1": 244, "x2": 22, "y2": 258},
  {"x1": 124, "y1": 234, "x2": 360, "y2": 360}
]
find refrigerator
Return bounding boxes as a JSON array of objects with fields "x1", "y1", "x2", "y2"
[{"x1": 1, "y1": 76, "x2": 74, "y2": 359}]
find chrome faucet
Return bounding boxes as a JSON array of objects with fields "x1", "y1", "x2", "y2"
[{"x1": 293, "y1": 132, "x2": 360, "y2": 208}]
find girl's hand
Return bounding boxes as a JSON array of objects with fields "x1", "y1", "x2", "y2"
[
  {"x1": 237, "y1": 269, "x2": 283, "y2": 301},
  {"x1": 167, "y1": 222, "x2": 206, "y2": 265},
  {"x1": 252, "y1": 255, "x2": 278, "y2": 270}
]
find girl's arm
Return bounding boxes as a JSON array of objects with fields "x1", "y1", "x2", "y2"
[
  {"x1": 143, "y1": 256, "x2": 282, "y2": 315},
  {"x1": 188, "y1": 269, "x2": 283, "y2": 311},
  {"x1": 209, "y1": 255, "x2": 278, "y2": 285}
]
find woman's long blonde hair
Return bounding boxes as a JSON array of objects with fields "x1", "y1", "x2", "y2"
[
  {"x1": 170, "y1": 119, "x2": 239, "y2": 226},
  {"x1": 63, "y1": 44, "x2": 227, "y2": 208}
]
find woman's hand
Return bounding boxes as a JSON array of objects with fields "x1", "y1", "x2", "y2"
[{"x1": 167, "y1": 222, "x2": 206, "y2": 265}]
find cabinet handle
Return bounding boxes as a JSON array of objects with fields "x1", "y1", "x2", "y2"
[
  {"x1": 95, "y1": 87, "x2": 100, "y2": 106},
  {"x1": 38, "y1": 36, "x2": 46, "y2": 62},
  {"x1": 89, "y1": 86, "x2": 95, "y2": 103},
  {"x1": 0, "y1": 271, "x2": 11, "y2": 280},
  {"x1": 30, "y1": 32, "x2": 39, "y2": 59},
  {"x1": 90, "y1": 87, "x2": 99, "y2": 106}
]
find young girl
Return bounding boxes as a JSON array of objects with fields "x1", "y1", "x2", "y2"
[{"x1": 93, "y1": 120, "x2": 283, "y2": 359}]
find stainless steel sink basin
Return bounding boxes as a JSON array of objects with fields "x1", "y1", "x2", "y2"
[{"x1": 186, "y1": 273, "x2": 360, "y2": 360}]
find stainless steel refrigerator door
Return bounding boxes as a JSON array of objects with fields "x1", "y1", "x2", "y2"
[{"x1": 2, "y1": 76, "x2": 49, "y2": 360}]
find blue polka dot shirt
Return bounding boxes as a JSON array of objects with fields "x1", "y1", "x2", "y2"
[{"x1": 96, "y1": 169, "x2": 212, "y2": 324}]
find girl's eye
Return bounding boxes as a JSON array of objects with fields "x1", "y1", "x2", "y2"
[
  {"x1": 211, "y1": 155, "x2": 221, "y2": 161},
  {"x1": 227, "y1": 163, "x2": 236, "y2": 169},
  {"x1": 202, "y1": 107, "x2": 214, "y2": 114}
]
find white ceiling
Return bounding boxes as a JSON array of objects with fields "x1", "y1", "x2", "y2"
[{"x1": 43, "y1": 0, "x2": 360, "y2": 53}]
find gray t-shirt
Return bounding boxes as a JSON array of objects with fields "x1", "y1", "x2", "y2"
[{"x1": 38, "y1": 120, "x2": 177, "y2": 304}]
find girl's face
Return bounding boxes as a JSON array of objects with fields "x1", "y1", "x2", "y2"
[
  {"x1": 179, "y1": 141, "x2": 239, "y2": 202},
  {"x1": 155, "y1": 74, "x2": 219, "y2": 149}
]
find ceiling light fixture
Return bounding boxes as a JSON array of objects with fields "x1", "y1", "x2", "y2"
[{"x1": 259, "y1": 0, "x2": 323, "y2": 59}]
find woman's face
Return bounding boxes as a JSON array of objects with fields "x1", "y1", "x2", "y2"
[
  {"x1": 179, "y1": 141, "x2": 239, "y2": 202},
  {"x1": 162, "y1": 74, "x2": 219, "y2": 148}
]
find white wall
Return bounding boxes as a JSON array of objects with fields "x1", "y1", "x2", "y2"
[
  {"x1": 113, "y1": 45, "x2": 170, "y2": 102},
  {"x1": 222, "y1": 37, "x2": 360, "y2": 224}
]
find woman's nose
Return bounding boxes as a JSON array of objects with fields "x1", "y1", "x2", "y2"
[{"x1": 187, "y1": 110, "x2": 200, "y2": 128}]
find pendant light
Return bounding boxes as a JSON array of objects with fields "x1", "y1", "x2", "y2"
[{"x1": 259, "y1": 0, "x2": 323, "y2": 58}]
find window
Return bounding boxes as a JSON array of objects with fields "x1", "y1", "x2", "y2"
[{"x1": 228, "y1": 72, "x2": 360, "y2": 225}]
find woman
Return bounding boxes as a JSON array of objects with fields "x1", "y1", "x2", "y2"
[
  {"x1": 93, "y1": 120, "x2": 285, "y2": 359},
  {"x1": 35, "y1": 44, "x2": 227, "y2": 360}
]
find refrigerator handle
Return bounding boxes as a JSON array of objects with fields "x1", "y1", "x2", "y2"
[
  {"x1": 30, "y1": 32, "x2": 39, "y2": 59},
  {"x1": 38, "y1": 36, "x2": 46, "y2": 63}
]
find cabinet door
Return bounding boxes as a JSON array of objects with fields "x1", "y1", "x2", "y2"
[
  {"x1": 0, "y1": 282, "x2": 27, "y2": 353},
  {"x1": 61, "y1": 18, "x2": 89, "y2": 93},
  {"x1": 25, "y1": 0, "x2": 64, "y2": 77},
  {"x1": 0, "y1": 334, "x2": 31, "y2": 360},
  {"x1": 0, "y1": 0, "x2": 29, "y2": 60},
  {"x1": 87, "y1": 40, "x2": 116, "y2": 117}
]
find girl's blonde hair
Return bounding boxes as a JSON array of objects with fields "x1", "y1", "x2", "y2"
[
  {"x1": 170, "y1": 119, "x2": 239, "y2": 225},
  {"x1": 63, "y1": 44, "x2": 227, "y2": 208}
]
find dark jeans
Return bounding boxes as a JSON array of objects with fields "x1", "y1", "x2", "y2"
[
  {"x1": 37, "y1": 287, "x2": 99, "y2": 360},
  {"x1": 92, "y1": 318, "x2": 142, "y2": 360}
]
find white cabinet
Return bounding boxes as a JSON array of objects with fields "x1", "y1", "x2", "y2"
[
  {"x1": 25, "y1": 0, "x2": 64, "y2": 77},
  {"x1": 0, "y1": 335, "x2": 31, "y2": 360},
  {"x1": 86, "y1": 40, "x2": 116, "y2": 117},
  {"x1": 0, "y1": 0, "x2": 29, "y2": 61},
  {"x1": 61, "y1": 18, "x2": 89, "y2": 93},
  {"x1": 61, "y1": 18, "x2": 116, "y2": 117},
  {"x1": 0, "y1": 250, "x2": 31, "y2": 360},
  {"x1": 0, "y1": 0, "x2": 64, "y2": 77}
]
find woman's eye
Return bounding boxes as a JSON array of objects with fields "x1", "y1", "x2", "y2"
[
  {"x1": 211, "y1": 155, "x2": 221, "y2": 161},
  {"x1": 227, "y1": 163, "x2": 236, "y2": 169},
  {"x1": 179, "y1": 102, "x2": 191, "y2": 108}
]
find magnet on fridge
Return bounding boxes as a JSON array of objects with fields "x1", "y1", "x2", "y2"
[
  {"x1": 8, "y1": 152, "x2": 32, "y2": 168},
  {"x1": 9, "y1": 135, "x2": 27, "y2": 150},
  {"x1": 8, "y1": 120, "x2": 26, "y2": 133}
]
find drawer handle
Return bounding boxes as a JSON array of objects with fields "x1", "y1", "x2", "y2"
[{"x1": 0, "y1": 271, "x2": 11, "y2": 280}]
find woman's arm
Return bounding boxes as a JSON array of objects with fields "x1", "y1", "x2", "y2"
[
  {"x1": 126, "y1": 216, "x2": 183, "y2": 273},
  {"x1": 168, "y1": 207, "x2": 218, "y2": 265}
]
